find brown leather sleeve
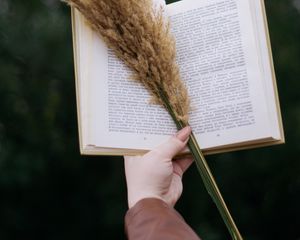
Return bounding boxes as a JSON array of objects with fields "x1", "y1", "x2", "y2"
[{"x1": 125, "y1": 198, "x2": 201, "y2": 240}]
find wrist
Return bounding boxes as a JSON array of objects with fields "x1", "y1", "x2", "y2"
[{"x1": 128, "y1": 194, "x2": 165, "y2": 209}]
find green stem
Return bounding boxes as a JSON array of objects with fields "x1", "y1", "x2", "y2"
[
  {"x1": 158, "y1": 89, "x2": 243, "y2": 240},
  {"x1": 188, "y1": 131, "x2": 243, "y2": 240}
]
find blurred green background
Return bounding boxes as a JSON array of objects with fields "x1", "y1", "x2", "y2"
[{"x1": 0, "y1": 0, "x2": 299, "y2": 239}]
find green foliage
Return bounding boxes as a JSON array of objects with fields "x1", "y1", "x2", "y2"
[{"x1": 0, "y1": 0, "x2": 299, "y2": 239}]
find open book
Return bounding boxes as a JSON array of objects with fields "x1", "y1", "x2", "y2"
[{"x1": 71, "y1": 0, "x2": 284, "y2": 156}]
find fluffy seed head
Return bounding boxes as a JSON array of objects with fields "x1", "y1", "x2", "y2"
[{"x1": 65, "y1": 0, "x2": 190, "y2": 124}]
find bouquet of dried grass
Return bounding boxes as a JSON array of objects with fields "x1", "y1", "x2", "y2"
[{"x1": 64, "y1": 0, "x2": 243, "y2": 239}]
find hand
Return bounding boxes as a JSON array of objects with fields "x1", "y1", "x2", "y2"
[{"x1": 124, "y1": 126, "x2": 193, "y2": 208}]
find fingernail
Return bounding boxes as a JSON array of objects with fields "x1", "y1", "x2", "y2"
[{"x1": 176, "y1": 126, "x2": 191, "y2": 142}]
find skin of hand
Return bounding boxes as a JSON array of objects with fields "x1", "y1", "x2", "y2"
[{"x1": 124, "y1": 126, "x2": 193, "y2": 208}]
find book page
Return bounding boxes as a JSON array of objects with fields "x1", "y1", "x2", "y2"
[
  {"x1": 165, "y1": 0, "x2": 271, "y2": 148},
  {"x1": 82, "y1": 0, "x2": 273, "y2": 150},
  {"x1": 249, "y1": 0, "x2": 282, "y2": 140},
  {"x1": 74, "y1": 10, "x2": 93, "y2": 147}
]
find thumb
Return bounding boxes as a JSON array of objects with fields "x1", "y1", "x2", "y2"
[{"x1": 152, "y1": 126, "x2": 192, "y2": 159}]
